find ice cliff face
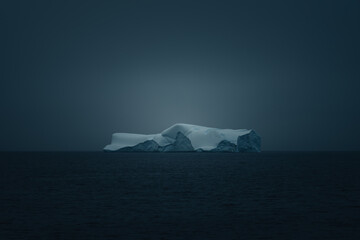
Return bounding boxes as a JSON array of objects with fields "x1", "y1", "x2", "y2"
[{"x1": 104, "y1": 123, "x2": 261, "y2": 152}]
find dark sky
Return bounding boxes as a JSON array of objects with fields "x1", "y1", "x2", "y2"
[{"x1": 1, "y1": 0, "x2": 359, "y2": 151}]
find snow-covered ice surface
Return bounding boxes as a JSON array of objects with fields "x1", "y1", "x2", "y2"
[{"x1": 104, "y1": 123, "x2": 261, "y2": 152}]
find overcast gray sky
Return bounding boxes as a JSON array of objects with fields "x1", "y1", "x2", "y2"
[{"x1": 1, "y1": 0, "x2": 359, "y2": 151}]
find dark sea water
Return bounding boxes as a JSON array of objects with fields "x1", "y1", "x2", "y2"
[{"x1": 0, "y1": 152, "x2": 360, "y2": 240}]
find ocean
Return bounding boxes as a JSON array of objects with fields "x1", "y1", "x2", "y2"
[{"x1": 0, "y1": 152, "x2": 359, "y2": 239}]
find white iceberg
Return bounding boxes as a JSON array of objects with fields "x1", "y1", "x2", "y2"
[{"x1": 104, "y1": 123, "x2": 261, "y2": 152}]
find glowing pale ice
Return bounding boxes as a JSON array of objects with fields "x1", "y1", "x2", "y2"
[{"x1": 104, "y1": 123, "x2": 261, "y2": 152}]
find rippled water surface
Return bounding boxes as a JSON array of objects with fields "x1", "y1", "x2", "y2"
[{"x1": 0, "y1": 152, "x2": 360, "y2": 239}]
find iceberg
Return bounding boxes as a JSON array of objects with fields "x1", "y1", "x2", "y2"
[{"x1": 104, "y1": 123, "x2": 261, "y2": 152}]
